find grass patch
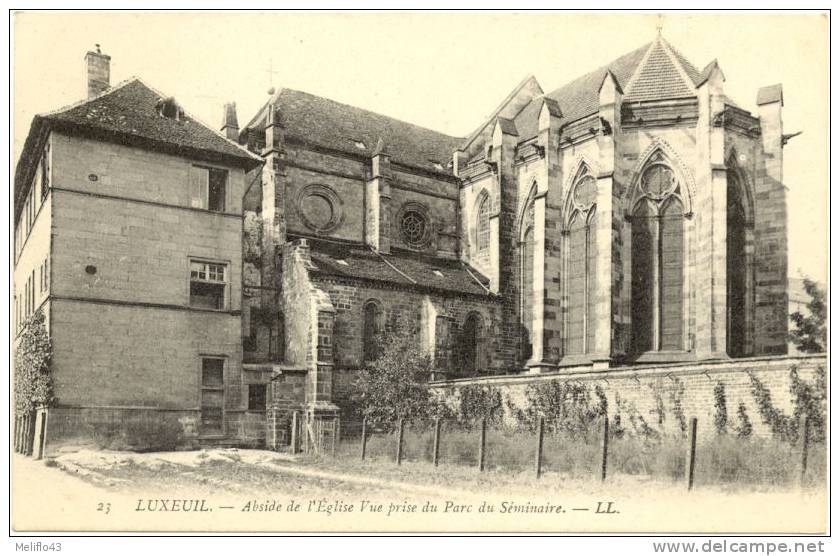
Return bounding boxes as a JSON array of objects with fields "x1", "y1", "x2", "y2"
[{"x1": 329, "y1": 424, "x2": 826, "y2": 491}]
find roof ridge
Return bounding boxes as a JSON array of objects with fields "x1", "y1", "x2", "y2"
[
  {"x1": 619, "y1": 41, "x2": 658, "y2": 100},
  {"x1": 656, "y1": 37, "x2": 700, "y2": 92},
  {"x1": 38, "y1": 76, "x2": 141, "y2": 118},
  {"x1": 285, "y1": 88, "x2": 464, "y2": 141},
  {"x1": 547, "y1": 42, "x2": 651, "y2": 100},
  {"x1": 129, "y1": 77, "x2": 264, "y2": 162},
  {"x1": 660, "y1": 37, "x2": 703, "y2": 85}
]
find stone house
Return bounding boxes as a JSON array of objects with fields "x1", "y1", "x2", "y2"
[
  {"x1": 13, "y1": 49, "x2": 263, "y2": 448},
  {"x1": 14, "y1": 36, "x2": 806, "y2": 451}
]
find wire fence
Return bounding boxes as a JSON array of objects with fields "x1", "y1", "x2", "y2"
[{"x1": 333, "y1": 415, "x2": 826, "y2": 490}]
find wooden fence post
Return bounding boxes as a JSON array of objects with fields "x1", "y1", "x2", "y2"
[
  {"x1": 396, "y1": 418, "x2": 405, "y2": 466},
  {"x1": 535, "y1": 416, "x2": 545, "y2": 479},
  {"x1": 600, "y1": 414, "x2": 609, "y2": 482},
  {"x1": 799, "y1": 414, "x2": 810, "y2": 487},
  {"x1": 432, "y1": 417, "x2": 441, "y2": 467},
  {"x1": 686, "y1": 417, "x2": 698, "y2": 491},
  {"x1": 478, "y1": 418, "x2": 487, "y2": 472},
  {"x1": 360, "y1": 417, "x2": 367, "y2": 461},
  {"x1": 290, "y1": 411, "x2": 299, "y2": 455}
]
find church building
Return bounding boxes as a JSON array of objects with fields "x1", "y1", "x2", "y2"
[{"x1": 13, "y1": 35, "x2": 790, "y2": 451}]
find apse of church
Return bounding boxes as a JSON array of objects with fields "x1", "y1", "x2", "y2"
[{"x1": 241, "y1": 36, "x2": 788, "y2": 425}]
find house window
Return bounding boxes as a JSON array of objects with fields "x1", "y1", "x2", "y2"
[
  {"x1": 43, "y1": 258, "x2": 48, "y2": 292},
  {"x1": 362, "y1": 300, "x2": 383, "y2": 363},
  {"x1": 248, "y1": 384, "x2": 267, "y2": 411},
  {"x1": 190, "y1": 166, "x2": 228, "y2": 211},
  {"x1": 190, "y1": 261, "x2": 227, "y2": 310},
  {"x1": 200, "y1": 358, "x2": 225, "y2": 435},
  {"x1": 476, "y1": 194, "x2": 490, "y2": 254}
]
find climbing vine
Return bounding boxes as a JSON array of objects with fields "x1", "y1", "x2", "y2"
[
  {"x1": 13, "y1": 309, "x2": 54, "y2": 415},
  {"x1": 713, "y1": 381, "x2": 728, "y2": 434},
  {"x1": 748, "y1": 366, "x2": 826, "y2": 444}
]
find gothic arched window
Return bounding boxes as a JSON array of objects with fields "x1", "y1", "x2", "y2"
[
  {"x1": 630, "y1": 163, "x2": 685, "y2": 354},
  {"x1": 521, "y1": 225, "x2": 534, "y2": 361},
  {"x1": 565, "y1": 173, "x2": 598, "y2": 356},
  {"x1": 727, "y1": 169, "x2": 748, "y2": 357},
  {"x1": 362, "y1": 299, "x2": 383, "y2": 362},
  {"x1": 476, "y1": 193, "x2": 490, "y2": 254}
]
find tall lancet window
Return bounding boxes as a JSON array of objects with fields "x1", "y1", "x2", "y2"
[
  {"x1": 726, "y1": 169, "x2": 748, "y2": 357},
  {"x1": 520, "y1": 199, "x2": 535, "y2": 362},
  {"x1": 630, "y1": 161, "x2": 685, "y2": 354},
  {"x1": 476, "y1": 193, "x2": 490, "y2": 255},
  {"x1": 564, "y1": 173, "x2": 598, "y2": 356}
]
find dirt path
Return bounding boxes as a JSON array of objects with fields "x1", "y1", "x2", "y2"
[{"x1": 12, "y1": 449, "x2": 828, "y2": 533}]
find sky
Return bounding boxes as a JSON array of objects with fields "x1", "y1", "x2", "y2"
[{"x1": 11, "y1": 11, "x2": 829, "y2": 283}]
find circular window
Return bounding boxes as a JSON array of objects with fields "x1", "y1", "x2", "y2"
[
  {"x1": 296, "y1": 184, "x2": 342, "y2": 233},
  {"x1": 301, "y1": 193, "x2": 333, "y2": 230},
  {"x1": 401, "y1": 211, "x2": 427, "y2": 244},
  {"x1": 398, "y1": 203, "x2": 433, "y2": 248},
  {"x1": 641, "y1": 165, "x2": 676, "y2": 198}
]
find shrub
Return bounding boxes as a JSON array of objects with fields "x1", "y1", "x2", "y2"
[
  {"x1": 458, "y1": 384, "x2": 503, "y2": 426},
  {"x1": 788, "y1": 277, "x2": 826, "y2": 353},
  {"x1": 353, "y1": 332, "x2": 437, "y2": 431},
  {"x1": 13, "y1": 310, "x2": 54, "y2": 416},
  {"x1": 518, "y1": 380, "x2": 605, "y2": 441}
]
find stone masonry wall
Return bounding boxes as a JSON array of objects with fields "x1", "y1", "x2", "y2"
[{"x1": 431, "y1": 354, "x2": 825, "y2": 440}]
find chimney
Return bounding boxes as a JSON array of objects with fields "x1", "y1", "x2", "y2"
[
  {"x1": 85, "y1": 44, "x2": 111, "y2": 99},
  {"x1": 221, "y1": 102, "x2": 239, "y2": 141}
]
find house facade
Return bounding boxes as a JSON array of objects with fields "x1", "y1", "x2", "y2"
[
  {"x1": 13, "y1": 49, "x2": 263, "y2": 448},
  {"x1": 14, "y1": 36, "x2": 793, "y2": 451}
]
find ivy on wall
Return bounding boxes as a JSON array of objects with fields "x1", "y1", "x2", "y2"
[{"x1": 13, "y1": 309, "x2": 53, "y2": 415}]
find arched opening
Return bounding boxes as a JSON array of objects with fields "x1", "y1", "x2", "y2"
[
  {"x1": 630, "y1": 162, "x2": 686, "y2": 355},
  {"x1": 476, "y1": 193, "x2": 490, "y2": 255},
  {"x1": 461, "y1": 313, "x2": 484, "y2": 375},
  {"x1": 362, "y1": 300, "x2": 383, "y2": 363},
  {"x1": 727, "y1": 170, "x2": 748, "y2": 357}
]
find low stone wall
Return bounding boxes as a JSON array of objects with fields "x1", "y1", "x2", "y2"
[{"x1": 430, "y1": 354, "x2": 826, "y2": 440}]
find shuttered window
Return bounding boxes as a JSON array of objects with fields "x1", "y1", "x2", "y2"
[{"x1": 200, "y1": 358, "x2": 225, "y2": 435}]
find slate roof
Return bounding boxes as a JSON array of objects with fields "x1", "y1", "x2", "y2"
[
  {"x1": 301, "y1": 237, "x2": 492, "y2": 296},
  {"x1": 243, "y1": 89, "x2": 464, "y2": 175},
  {"x1": 623, "y1": 40, "x2": 698, "y2": 102},
  {"x1": 15, "y1": 78, "x2": 262, "y2": 221},
  {"x1": 512, "y1": 38, "x2": 705, "y2": 141}
]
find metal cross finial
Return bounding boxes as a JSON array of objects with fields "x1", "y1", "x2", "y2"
[
  {"x1": 656, "y1": 14, "x2": 664, "y2": 36},
  {"x1": 265, "y1": 58, "x2": 280, "y2": 95}
]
